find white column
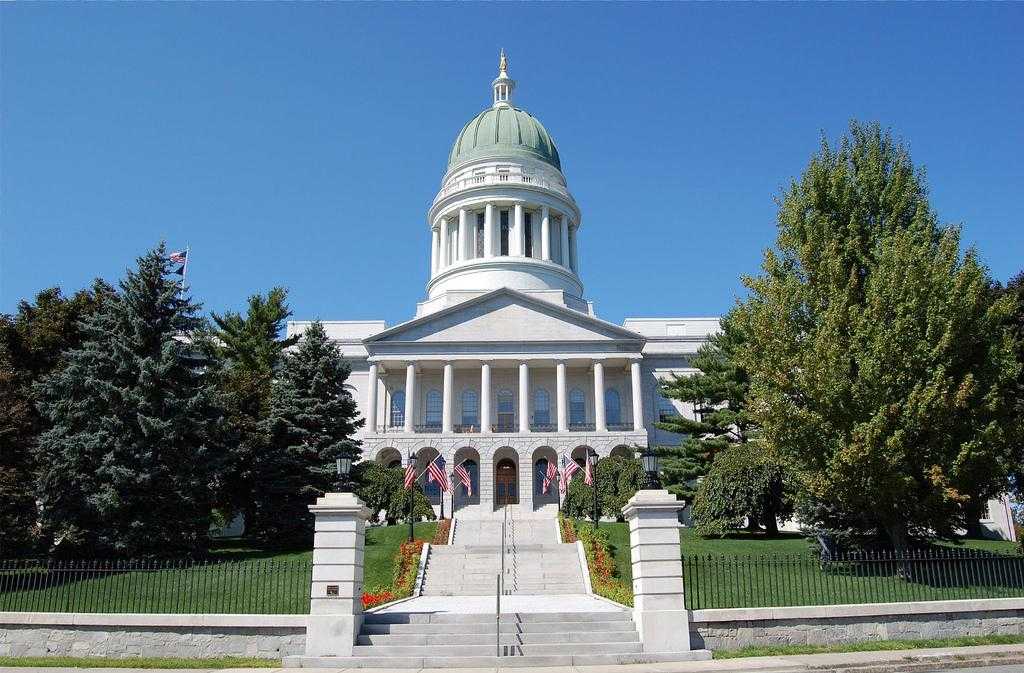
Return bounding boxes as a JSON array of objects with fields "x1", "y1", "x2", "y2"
[
  {"x1": 365, "y1": 363, "x2": 379, "y2": 433},
  {"x1": 306, "y1": 492, "x2": 371, "y2": 657},
  {"x1": 484, "y1": 203, "x2": 495, "y2": 258},
  {"x1": 631, "y1": 360, "x2": 644, "y2": 432},
  {"x1": 594, "y1": 361, "x2": 606, "y2": 432},
  {"x1": 519, "y1": 362, "x2": 530, "y2": 433},
  {"x1": 438, "y1": 218, "x2": 449, "y2": 269},
  {"x1": 556, "y1": 361, "x2": 568, "y2": 433},
  {"x1": 404, "y1": 363, "x2": 416, "y2": 433},
  {"x1": 570, "y1": 225, "x2": 579, "y2": 273},
  {"x1": 622, "y1": 491, "x2": 693, "y2": 653},
  {"x1": 513, "y1": 203, "x2": 525, "y2": 256},
  {"x1": 430, "y1": 229, "x2": 439, "y2": 275},
  {"x1": 559, "y1": 214, "x2": 570, "y2": 268},
  {"x1": 457, "y1": 208, "x2": 468, "y2": 261},
  {"x1": 480, "y1": 362, "x2": 492, "y2": 433},
  {"x1": 541, "y1": 206, "x2": 551, "y2": 261},
  {"x1": 442, "y1": 362, "x2": 454, "y2": 433}
]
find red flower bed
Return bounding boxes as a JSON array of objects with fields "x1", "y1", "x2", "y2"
[
  {"x1": 362, "y1": 589, "x2": 396, "y2": 610},
  {"x1": 432, "y1": 519, "x2": 451, "y2": 546}
]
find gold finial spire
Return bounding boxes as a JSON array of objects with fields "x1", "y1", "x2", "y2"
[{"x1": 498, "y1": 48, "x2": 508, "y2": 77}]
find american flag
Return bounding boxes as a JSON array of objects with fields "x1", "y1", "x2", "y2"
[
  {"x1": 454, "y1": 463, "x2": 472, "y2": 496},
  {"x1": 426, "y1": 457, "x2": 450, "y2": 492},
  {"x1": 404, "y1": 462, "x2": 416, "y2": 490},
  {"x1": 168, "y1": 250, "x2": 188, "y2": 264},
  {"x1": 560, "y1": 453, "x2": 580, "y2": 494},
  {"x1": 584, "y1": 454, "x2": 594, "y2": 486},
  {"x1": 542, "y1": 460, "x2": 557, "y2": 494}
]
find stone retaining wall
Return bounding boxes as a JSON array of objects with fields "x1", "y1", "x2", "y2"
[
  {"x1": 690, "y1": 598, "x2": 1024, "y2": 651},
  {"x1": 0, "y1": 614, "x2": 305, "y2": 659}
]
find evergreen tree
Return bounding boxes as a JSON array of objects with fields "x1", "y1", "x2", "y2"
[
  {"x1": 656, "y1": 312, "x2": 753, "y2": 504},
  {"x1": 198, "y1": 288, "x2": 298, "y2": 526},
  {"x1": 254, "y1": 321, "x2": 363, "y2": 547},
  {"x1": 736, "y1": 122, "x2": 1022, "y2": 550},
  {"x1": 34, "y1": 244, "x2": 222, "y2": 557},
  {"x1": 0, "y1": 282, "x2": 115, "y2": 556}
]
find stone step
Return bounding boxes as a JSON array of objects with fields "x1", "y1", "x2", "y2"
[
  {"x1": 284, "y1": 651, "x2": 713, "y2": 669},
  {"x1": 360, "y1": 620, "x2": 636, "y2": 635},
  {"x1": 357, "y1": 630, "x2": 639, "y2": 646},
  {"x1": 351, "y1": 641, "x2": 644, "y2": 657},
  {"x1": 362, "y1": 611, "x2": 631, "y2": 625}
]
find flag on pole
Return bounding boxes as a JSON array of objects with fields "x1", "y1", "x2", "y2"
[
  {"x1": 584, "y1": 454, "x2": 594, "y2": 486},
  {"x1": 404, "y1": 462, "x2": 416, "y2": 490},
  {"x1": 560, "y1": 453, "x2": 580, "y2": 495},
  {"x1": 542, "y1": 460, "x2": 557, "y2": 494},
  {"x1": 426, "y1": 456, "x2": 450, "y2": 492},
  {"x1": 454, "y1": 463, "x2": 473, "y2": 496},
  {"x1": 168, "y1": 249, "x2": 188, "y2": 276}
]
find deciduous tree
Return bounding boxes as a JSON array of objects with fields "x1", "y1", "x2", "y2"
[{"x1": 736, "y1": 121, "x2": 1022, "y2": 550}]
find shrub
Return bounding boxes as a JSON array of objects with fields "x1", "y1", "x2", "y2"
[{"x1": 561, "y1": 456, "x2": 645, "y2": 522}]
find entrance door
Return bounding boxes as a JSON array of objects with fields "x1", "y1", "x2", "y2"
[{"x1": 495, "y1": 459, "x2": 518, "y2": 506}]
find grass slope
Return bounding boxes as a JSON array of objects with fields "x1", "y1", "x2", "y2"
[
  {"x1": 0, "y1": 523, "x2": 436, "y2": 614},
  {"x1": 576, "y1": 520, "x2": 1023, "y2": 609}
]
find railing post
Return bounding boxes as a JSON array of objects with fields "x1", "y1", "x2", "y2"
[
  {"x1": 622, "y1": 489, "x2": 693, "y2": 653},
  {"x1": 305, "y1": 492, "x2": 371, "y2": 658}
]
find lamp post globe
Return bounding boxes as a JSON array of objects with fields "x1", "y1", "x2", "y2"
[{"x1": 640, "y1": 447, "x2": 661, "y2": 490}]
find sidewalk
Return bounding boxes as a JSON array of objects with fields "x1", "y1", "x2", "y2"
[{"x1": 2, "y1": 643, "x2": 1024, "y2": 673}]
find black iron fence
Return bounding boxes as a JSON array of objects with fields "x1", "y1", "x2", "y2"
[
  {"x1": 0, "y1": 559, "x2": 312, "y2": 614},
  {"x1": 683, "y1": 548, "x2": 1024, "y2": 610}
]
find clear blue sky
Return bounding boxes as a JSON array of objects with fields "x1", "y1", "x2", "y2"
[{"x1": 3, "y1": 4, "x2": 1022, "y2": 326}]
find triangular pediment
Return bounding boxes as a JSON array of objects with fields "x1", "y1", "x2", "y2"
[{"x1": 365, "y1": 289, "x2": 643, "y2": 345}]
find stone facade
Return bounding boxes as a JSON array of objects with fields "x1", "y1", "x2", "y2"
[
  {"x1": 690, "y1": 599, "x2": 1024, "y2": 651},
  {"x1": 0, "y1": 619, "x2": 304, "y2": 659}
]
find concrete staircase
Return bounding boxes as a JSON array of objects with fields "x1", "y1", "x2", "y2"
[
  {"x1": 421, "y1": 515, "x2": 585, "y2": 596},
  {"x1": 288, "y1": 610, "x2": 711, "y2": 668}
]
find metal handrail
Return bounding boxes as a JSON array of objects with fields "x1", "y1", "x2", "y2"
[{"x1": 497, "y1": 504, "x2": 508, "y2": 657}]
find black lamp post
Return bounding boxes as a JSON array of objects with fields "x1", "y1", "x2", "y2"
[
  {"x1": 588, "y1": 448, "x2": 599, "y2": 529},
  {"x1": 640, "y1": 447, "x2": 661, "y2": 490},
  {"x1": 407, "y1": 451, "x2": 418, "y2": 543},
  {"x1": 335, "y1": 456, "x2": 353, "y2": 493}
]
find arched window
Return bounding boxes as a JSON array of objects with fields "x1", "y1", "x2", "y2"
[
  {"x1": 457, "y1": 459, "x2": 479, "y2": 499},
  {"x1": 425, "y1": 389, "x2": 442, "y2": 428},
  {"x1": 497, "y1": 389, "x2": 514, "y2": 432},
  {"x1": 569, "y1": 388, "x2": 586, "y2": 426},
  {"x1": 534, "y1": 388, "x2": 550, "y2": 426},
  {"x1": 461, "y1": 389, "x2": 479, "y2": 428},
  {"x1": 534, "y1": 458, "x2": 550, "y2": 496},
  {"x1": 390, "y1": 390, "x2": 405, "y2": 427},
  {"x1": 605, "y1": 389, "x2": 621, "y2": 426}
]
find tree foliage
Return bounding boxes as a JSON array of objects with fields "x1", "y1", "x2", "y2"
[
  {"x1": 0, "y1": 283, "x2": 115, "y2": 556},
  {"x1": 253, "y1": 321, "x2": 363, "y2": 547},
  {"x1": 656, "y1": 312, "x2": 753, "y2": 503},
  {"x1": 353, "y1": 461, "x2": 435, "y2": 524},
  {"x1": 735, "y1": 121, "x2": 1022, "y2": 550},
  {"x1": 198, "y1": 288, "x2": 298, "y2": 525},
  {"x1": 33, "y1": 245, "x2": 222, "y2": 557},
  {"x1": 691, "y1": 444, "x2": 796, "y2": 537},
  {"x1": 561, "y1": 456, "x2": 645, "y2": 521}
]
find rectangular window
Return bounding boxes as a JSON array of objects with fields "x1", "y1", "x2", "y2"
[
  {"x1": 475, "y1": 212, "x2": 485, "y2": 257},
  {"x1": 500, "y1": 210, "x2": 510, "y2": 256},
  {"x1": 524, "y1": 212, "x2": 533, "y2": 257}
]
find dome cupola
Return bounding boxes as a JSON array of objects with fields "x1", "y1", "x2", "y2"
[{"x1": 422, "y1": 53, "x2": 587, "y2": 317}]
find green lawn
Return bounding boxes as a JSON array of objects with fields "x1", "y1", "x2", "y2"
[
  {"x1": 712, "y1": 634, "x2": 1024, "y2": 659},
  {"x1": 574, "y1": 520, "x2": 1024, "y2": 610},
  {"x1": 0, "y1": 522, "x2": 436, "y2": 614},
  {"x1": 363, "y1": 522, "x2": 436, "y2": 591}
]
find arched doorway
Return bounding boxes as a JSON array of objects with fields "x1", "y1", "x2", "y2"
[
  {"x1": 532, "y1": 446, "x2": 559, "y2": 509},
  {"x1": 495, "y1": 458, "x2": 518, "y2": 506},
  {"x1": 376, "y1": 447, "x2": 402, "y2": 469},
  {"x1": 453, "y1": 447, "x2": 481, "y2": 512}
]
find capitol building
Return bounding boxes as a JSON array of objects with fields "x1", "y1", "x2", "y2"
[{"x1": 288, "y1": 54, "x2": 715, "y2": 519}]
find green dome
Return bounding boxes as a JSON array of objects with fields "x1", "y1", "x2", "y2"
[{"x1": 448, "y1": 106, "x2": 561, "y2": 171}]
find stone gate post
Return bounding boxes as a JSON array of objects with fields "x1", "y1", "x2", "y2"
[
  {"x1": 622, "y1": 489, "x2": 691, "y2": 652},
  {"x1": 305, "y1": 492, "x2": 371, "y2": 657}
]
